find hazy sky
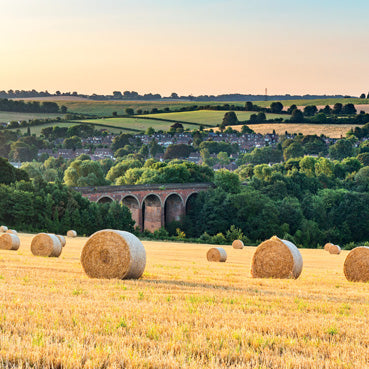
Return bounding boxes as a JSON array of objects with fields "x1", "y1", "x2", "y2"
[{"x1": 1, "y1": 0, "x2": 369, "y2": 96}]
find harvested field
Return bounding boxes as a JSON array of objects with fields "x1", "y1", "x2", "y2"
[
  {"x1": 0, "y1": 233, "x2": 368, "y2": 368},
  {"x1": 219, "y1": 123, "x2": 362, "y2": 138}
]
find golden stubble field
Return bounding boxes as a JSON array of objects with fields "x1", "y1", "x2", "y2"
[
  {"x1": 217, "y1": 124, "x2": 360, "y2": 138},
  {"x1": 1, "y1": 234, "x2": 369, "y2": 369}
]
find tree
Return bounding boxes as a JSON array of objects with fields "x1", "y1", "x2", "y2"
[
  {"x1": 290, "y1": 109, "x2": 304, "y2": 123},
  {"x1": 64, "y1": 160, "x2": 108, "y2": 187},
  {"x1": 63, "y1": 136, "x2": 82, "y2": 150},
  {"x1": 287, "y1": 104, "x2": 297, "y2": 114},
  {"x1": 303, "y1": 105, "x2": 318, "y2": 116},
  {"x1": 283, "y1": 142, "x2": 304, "y2": 160},
  {"x1": 217, "y1": 152, "x2": 230, "y2": 166},
  {"x1": 357, "y1": 152, "x2": 369, "y2": 166},
  {"x1": 9, "y1": 141, "x2": 37, "y2": 162},
  {"x1": 214, "y1": 170, "x2": 240, "y2": 194},
  {"x1": 329, "y1": 139, "x2": 354, "y2": 160},
  {"x1": 332, "y1": 103, "x2": 343, "y2": 115},
  {"x1": 315, "y1": 157, "x2": 334, "y2": 177},
  {"x1": 321, "y1": 105, "x2": 332, "y2": 114},
  {"x1": 106, "y1": 159, "x2": 143, "y2": 183},
  {"x1": 249, "y1": 114, "x2": 258, "y2": 124},
  {"x1": 222, "y1": 111, "x2": 238, "y2": 126},
  {"x1": 148, "y1": 139, "x2": 163, "y2": 157},
  {"x1": 245, "y1": 101, "x2": 254, "y2": 111},
  {"x1": 145, "y1": 127, "x2": 155, "y2": 135},
  {"x1": 355, "y1": 166, "x2": 369, "y2": 190},
  {"x1": 241, "y1": 125, "x2": 254, "y2": 134},
  {"x1": 163, "y1": 144, "x2": 193, "y2": 159},
  {"x1": 342, "y1": 103, "x2": 356, "y2": 115},
  {"x1": 256, "y1": 112, "x2": 266, "y2": 123},
  {"x1": 299, "y1": 156, "x2": 316, "y2": 177},
  {"x1": 111, "y1": 133, "x2": 132, "y2": 151},
  {"x1": 360, "y1": 93, "x2": 366, "y2": 99},
  {"x1": 113, "y1": 91, "x2": 123, "y2": 99},
  {"x1": 270, "y1": 102, "x2": 283, "y2": 114},
  {"x1": 125, "y1": 108, "x2": 134, "y2": 115}
]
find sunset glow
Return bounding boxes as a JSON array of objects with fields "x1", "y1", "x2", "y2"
[{"x1": 1, "y1": 0, "x2": 369, "y2": 96}]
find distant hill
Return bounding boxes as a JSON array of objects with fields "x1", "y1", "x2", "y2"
[{"x1": 1, "y1": 89, "x2": 352, "y2": 102}]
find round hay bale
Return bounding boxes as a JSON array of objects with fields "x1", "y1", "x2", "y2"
[
  {"x1": 232, "y1": 240, "x2": 244, "y2": 249},
  {"x1": 344, "y1": 246, "x2": 369, "y2": 282},
  {"x1": 329, "y1": 244, "x2": 341, "y2": 255},
  {"x1": 324, "y1": 243, "x2": 334, "y2": 252},
  {"x1": 0, "y1": 233, "x2": 20, "y2": 251},
  {"x1": 67, "y1": 230, "x2": 77, "y2": 238},
  {"x1": 251, "y1": 236, "x2": 303, "y2": 279},
  {"x1": 0, "y1": 226, "x2": 8, "y2": 233},
  {"x1": 81, "y1": 229, "x2": 146, "y2": 279},
  {"x1": 207, "y1": 247, "x2": 227, "y2": 262},
  {"x1": 6, "y1": 229, "x2": 17, "y2": 235},
  {"x1": 56, "y1": 235, "x2": 66, "y2": 247},
  {"x1": 31, "y1": 233, "x2": 62, "y2": 257}
]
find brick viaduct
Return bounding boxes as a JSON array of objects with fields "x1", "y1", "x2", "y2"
[{"x1": 74, "y1": 183, "x2": 214, "y2": 232}]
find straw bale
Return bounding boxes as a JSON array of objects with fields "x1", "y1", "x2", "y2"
[
  {"x1": 67, "y1": 230, "x2": 77, "y2": 238},
  {"x1": 81, "y1": 229, "x2": 146, "y2": 279},
  {"x1": 56, "y1": 235, "x2": 66, "y2": 247},
  {"x1": 0, "y1": 226, "x2": 8, "y2": 233},
  {"x1": 344, "y1": 246, "x2": 369, "y2": 282},
  {"x1": 207, "y1": 247, "x2": 227, "y2": 262},
  {"x1": 251, "y1": 236, "x2": 303, "y2": 279},
  {"x1": 31, "y1": 233, "x2": 62, "y2": 257},
  {"x1": 329, "y1": 244, "x2": 341, "y2": 254},
  {"x1": 232, "y1": 240, "x2": 244, "y2": 249},
  {"x1": 6, "y1": 230, "x2": 17, "y2": 235},
  {"x1": 324, "y1": 243, "x2": 334, "y2": 252},
  {"x1": 0, "y1": 233, "x2": 20, "y2": 251}
]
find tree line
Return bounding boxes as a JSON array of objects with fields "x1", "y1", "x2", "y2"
[{"x1": 0, "y1": 99, "x2": 67, "y2": 114}]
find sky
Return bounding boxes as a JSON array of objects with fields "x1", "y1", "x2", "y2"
[{"x1": 1, "y1": 0, "x2": 369, "y2": 96}]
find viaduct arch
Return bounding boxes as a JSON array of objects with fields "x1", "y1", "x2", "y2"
[{"x1": 74, "y1": 183, "x2": 213, "y2": 232}]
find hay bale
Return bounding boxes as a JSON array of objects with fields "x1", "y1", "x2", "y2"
[
  {"x1": 81, "y1": 229, "x2": 146, "y2": 279},
  {"x1": 344, "y1": 246, "x2": 369, "y2": 282},
  {"x1": 329, "y1": 244, "x2": 341, "y2": 255},
  {"x1": 207, "y1": 247, "x2": 227, "y2": 262},
  {"x1": 251, "y1": 236, "x2": 303, "y2": 279},
  {"x1": 31, "y1": 233, "x2": 62, "y2": 257},
  {"x1": 6, "y1": 229, "x2": 17, "y2": 235},
  {"x1": 0, "y1": 226, "x2": 8, "y2": 233},
  {"x1": 0, "y1": 233, "x2": 20, "y2": 251},
  {"x1": 67, "y1": 230, "x2": 77, "y2": 238},
  {"x1": 324, "y1": 243, "x2": 334, "y2": 252},
  {"x1": 232, "y1": 240, "x2": 244, "y2": 249},
  {"x1": 56, "y1": 235, "x2": 66, "y2": 247}
]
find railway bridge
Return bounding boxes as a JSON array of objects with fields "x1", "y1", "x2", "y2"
[{"x1": 74, "y1": 183, "x2": 214, "y2": 232}]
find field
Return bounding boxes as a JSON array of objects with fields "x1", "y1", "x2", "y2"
[
  {"x1": 45, "y1": 100, "x2": 244, "y2": 117},
  {"x1": 0, "y1": 111, "x2": 62, "y2": 123},
  {"x1": 77, "y1": 117, "x2": 201, "y2": 133},
  {"x1": 254, "y1": 98, "x2": 369, "y2": 108},
  {"x1": 141, "y1": 110, "x2": 288, "y2": 125},
  {"x1": 220, "y1": 123, "x2": 361, "y2": 138},
  {"x1": 1, "y1": 234, "x2": 368, "y2": 368},
  {"x1": 73, "y1": 111, "x2": 289, "y2": 135}
]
